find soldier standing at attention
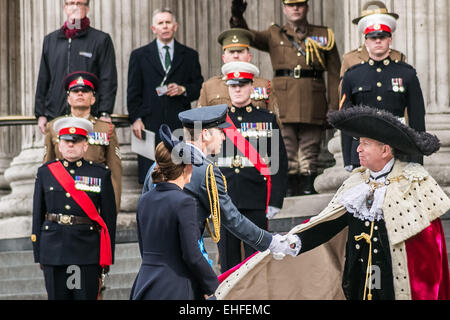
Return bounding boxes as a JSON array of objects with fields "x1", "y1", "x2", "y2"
[
  {"x1": 340, "y1": 1, "x2": 406, "y2": 83},
  {"x1": 216, "y1": 61, "x2": 288, "y2": 272},
  {"x1": 44, "y1": 71, "x2": 122, "y2": 212},
  {"x1": 198, "y1": 28, "x2": 281, "y2": 119},
  {"x1": 340, "y1": 11, "x2": 426, "y2": 170},
  {"x1": 32, "y1": 117, "x2": 117, "y2": 300},
  {"x1": 230, "y1": 0, "x2": 341, "y2": 196}
]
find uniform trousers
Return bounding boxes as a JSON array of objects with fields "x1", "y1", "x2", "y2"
[
  {"x1": 43, "y1": 264, "x2": 101, "y2": 300},
  {"x1": 281, "y1": 123, "x2": 322, "y2": 175},
  {"x1": 218, "y1": 209, "x2": 267, "y2": 273}
]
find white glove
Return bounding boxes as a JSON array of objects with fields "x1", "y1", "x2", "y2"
[
  {"x1": 268, "y1": 234, "x2": 300, "y2": 260},
  {"x1": 266, "y1": 206, "x2": 281, "y2": 220}
]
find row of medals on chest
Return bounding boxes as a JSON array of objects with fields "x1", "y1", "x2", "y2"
[
  {"x1": 367, "y1": 59, "x2": 405, "y2": 93},
  {"x1": 230, "y1": 106, "x2": 273, "y2": 138},
  {"x1": 62, "y1": 160, "x2": 102, "y2": 193}
]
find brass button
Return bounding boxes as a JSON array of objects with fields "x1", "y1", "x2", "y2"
[
  {"x1": 70, "y1": 169, "x2": 75, "y2": 174},
  {"x1": 355, "y1": 244, "x2": 361, "y2": 250},
  {"x1": 66, "y1": 193, "x2": 71, "y2": 198},
  {"x1": 235, "y1": 168, "x2": 240, "y2": 174},
  {"x1": 377, "y1": 96, "x2": 382, "y2": 101},
  {"x1": 374, "y1": 249, "x2": 379, "y2": 254},
  {"x1": 377, "y1": 82, "x2": 382, "y2": 87},
  {"x1": 376, "y1": 68, "x2": 382, "y2": 73},
  {"x1": 49, "y1": 187, "x2": 54, "y2": 191},
  {"x1": 280, "y1": 41, "x2": 284, "y2": 45},
  {"x1": 45, "y1": 226, "x2": 49, "y2": 230},
  {"x1": 65, "y1": 205, "x2": 71, "y2": 210},
  {"x1": 365, "y1": 221, "x2": 370, "y2": 227},
  {"x1": 374, "y1": 226, "x2": 379, "y2": 230},
  {"x1": 359, "y1": 87, "x2": 363, "y2": 91}
]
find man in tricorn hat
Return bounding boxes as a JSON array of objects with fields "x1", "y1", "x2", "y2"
[
  {"x1": 340, "y1": 9, "x2": 426, "y2": 171},
  {"x1": 230, "y1": 0, "x2": 341, "y2": 196},
  {"x1": 216, "y1": 106, "x2": 450, "y2": 300},
  {"x1": 339, "y1": 1, "x2": 407, "y2": 93},
  {"x1": 198, "y1": 28, "x2": 281, "y2": 120},
  {"x1": 44, "y1": 71, "x2": 122, "y2": 212},
  {"x1": 32, "y1": 117, "x2": 117, "y2": 300}
]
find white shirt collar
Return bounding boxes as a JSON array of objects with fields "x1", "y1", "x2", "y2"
[{"x1": 369, "y1": 158, "x2": 395, "y2": 180}]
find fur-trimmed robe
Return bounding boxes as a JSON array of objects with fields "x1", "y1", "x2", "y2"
[{"x1": 216, "y1": 161, "x2": 450, "y2": 300}]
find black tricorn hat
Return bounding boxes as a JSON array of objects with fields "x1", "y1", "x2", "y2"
[
  {"x1": 328, "y1": 106, "x2": 440, "y2": 156},
  {"x1": 159, "y1": 124, "x2": 203, "y2": 166}
]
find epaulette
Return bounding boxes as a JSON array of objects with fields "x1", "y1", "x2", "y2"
[
  {"x1": 88, "y1": 161, "x2": 109, "y2": 171},
  {"x1": 345, "y1": 62, "x2": 367, "y2": 73},
  {"x1": 393, "y1": 60, "x2": 415, "y2": 70}
]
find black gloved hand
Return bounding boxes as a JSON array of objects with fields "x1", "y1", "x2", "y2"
[{"x1": 231, "y1": 0, "x2": 247, "y2": 18}]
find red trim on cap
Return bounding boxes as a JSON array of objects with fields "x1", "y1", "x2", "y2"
[
  {"x1": 68, "y1": 78, "x2": 95, "y2": 90},
  {"x1": 59, "y1": 127, "x2": 88, "y2": 137},
  {"x1": 365, "y1": 24, "x2": 392, "y2": 35},
  {"x1": 227, "y1": 72, "x2": 254, "y2": 81}
]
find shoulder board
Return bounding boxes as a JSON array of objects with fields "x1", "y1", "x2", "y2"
[
  {"x1": 346, "y1": 62, "x2": 367, "y2": 73},
  {"x1": 393, "y1": 60, "x2": 415, "y2": 70},
  {"x1": 88, "y1": 161, "x2": 109, "y2": 170}
]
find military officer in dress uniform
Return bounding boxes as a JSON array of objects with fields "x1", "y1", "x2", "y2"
[
  {"x1": 44, "y1": 71, "x2": 122, "y2": 212},
  {"x1": 32, "y1": 117, "x2": 117, "y2": 300},
  {"x1": 230, "y1": 0, "x2": 341, "y2": 196},
  {"x1": 198, "y1": 28, "x2": 281, "y2": 120},
  {"x1": 216, "y1": 61, "x2": 288, "y2": 272},
  {"x1": 339, "y1": 1, "x2": 406, "y2": 96},
  {"x1": 340, "y1": 11, "x2": 426, "y2": 170}
]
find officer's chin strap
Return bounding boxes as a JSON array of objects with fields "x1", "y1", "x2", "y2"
[{"x1": 354, "y1": 220, "x2": 375, "y2": 300}]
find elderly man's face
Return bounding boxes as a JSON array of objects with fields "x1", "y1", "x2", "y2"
[
  {"x1": 357, "y1": 137, "x2": 393, "y2": 171},
  {"x1": 152, "y1": 12, "x2": 178, "y2": 44},
  {"x1": 64, "y1": 1, "x2": 90, "y2": 22}
]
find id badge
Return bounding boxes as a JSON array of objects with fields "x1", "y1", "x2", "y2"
[{"x1": 156, "y1": 85, "x2": 168, "y2": 96}]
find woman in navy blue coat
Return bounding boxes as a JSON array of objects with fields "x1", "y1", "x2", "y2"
[{"x1": 130, "y1": 126, "x2": 218, "y2": 300}]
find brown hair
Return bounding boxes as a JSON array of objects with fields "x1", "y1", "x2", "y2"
[{"x1": 152, "y1": 142, "x2": 186, "y2": 183}]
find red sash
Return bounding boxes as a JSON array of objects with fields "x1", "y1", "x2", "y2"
[
  {"x1": 48, "y1": 161, "x2": 112, "y2": 268},
  {"x1": 223, "y1": 115, "x2": 272, "y2": 211}
]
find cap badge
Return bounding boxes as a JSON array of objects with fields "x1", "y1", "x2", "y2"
[
  {"x1": 77, "y1": 77, "x2": 85, "y2": 85},
  {"x1": 232, "y1": 36, "x2": 239, "y2": 43},
  {"x1": 69, "y1": 127, "x2": 76, "y2": 134},
  {"x1": 374, "y1": 24, "x2": 381, "y2": 30},
  {"x1": 234, "y1": 72, "x2": 241, "y2": 78}
]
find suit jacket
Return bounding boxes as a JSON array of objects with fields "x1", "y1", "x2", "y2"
[
  {"x1": 32, "y1": 159, "x2": 117, "y2": 266},
  {"x1": 127, "y1": 39, "x2": 203, "y2": 182},
  {"x1": 130, "y1": 183, "x2": 218, "y2": 300}
]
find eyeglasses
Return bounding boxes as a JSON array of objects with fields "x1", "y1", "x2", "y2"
[{"x1": 65, "y1": 1, "x2": 88, "y2": 8}]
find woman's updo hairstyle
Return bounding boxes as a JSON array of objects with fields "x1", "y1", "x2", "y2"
[{"x1": 151, "y1": 142, "x2": 186, "y2": 183}]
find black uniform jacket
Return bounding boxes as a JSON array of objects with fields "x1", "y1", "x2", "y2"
[
  {"x1": 218, "y1": 105, "x2": 288, "y2": 210},
  {"x1": 184, "y1": 154, "x2": 273, "y2": 252},
  {"x1": 130, "y1": 183, "x2": 218, "y2": 300},
  {"x1": 32, "y1": 159, "x2": 117, "y2": 266},
  {"x1": 298, "y1": 211, "x2": 395, "y2": 300},
  {"x1": 35, "y1": 27, "x2": 117, "y2": 119},
  {"x1": 341, "y1": 58, "x2": 426, "y2": 166}
]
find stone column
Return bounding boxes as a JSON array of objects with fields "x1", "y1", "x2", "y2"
[
  {"x1": 0, "y1": 0, "x2": 20, "y2": 197},
  {"x1": 315, "y1": 0, "x2": 450, "y2": 197}
]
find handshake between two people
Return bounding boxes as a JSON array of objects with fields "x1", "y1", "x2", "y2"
[{"x1": 268, "y1": 233, "x2": 301, "y2": 260}]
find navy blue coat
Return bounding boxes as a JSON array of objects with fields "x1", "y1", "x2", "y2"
[
  {"x1": 130, "y1": 183, "x2": 218, "y2": 300},
  {"x1": 127, "y1": 40, "x2": 204, "y2": 183}
]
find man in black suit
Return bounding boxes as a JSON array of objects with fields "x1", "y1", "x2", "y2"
[{"x1": 127, "y1": 8, "x2": 204, "y2": 184}]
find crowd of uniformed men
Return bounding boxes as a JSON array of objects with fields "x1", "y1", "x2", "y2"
[{"x1": 30, "y1": 0, "x2": 428, "y2": 300}]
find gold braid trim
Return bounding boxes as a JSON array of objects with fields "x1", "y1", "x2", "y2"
[
  {"x1": 305, "y1": 28, "x2": 335, "y2": 69},
  {"x1": 205, "y1": 164, "x2": 221, "y2": 243}
]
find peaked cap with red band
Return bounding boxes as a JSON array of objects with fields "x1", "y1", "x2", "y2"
[
  {"x1": 54, "y1": 117, "x2": 94, "y2": 142},
  {"x1": 63, "y1": 71, "x2": 99, "y2": 93},
  {"x1": 222, "y1": 61, "x2": 260, "y2": 86},
  {"x1": 358, "y1": 13, "x2": 397, "y2": 38}
]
